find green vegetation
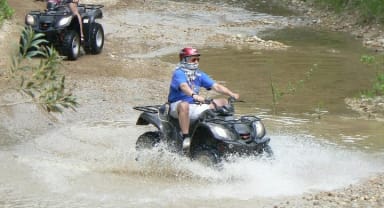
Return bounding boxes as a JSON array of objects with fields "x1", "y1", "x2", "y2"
[
  {"x1": 270, "y1": 64, "x2": 318, "y2": 114},
  {"x1": 360, "y1": 54, "x2": 384, "y2": 97},
  {"x1": 0, "y1": 0, "x2": 14, "y2": 25},
  {"x1": 1, "y1": 27, "x2": 78, "y2": 113},
  {"x1": 308, "y1": 0, "x2": 384, "y2": 24}
]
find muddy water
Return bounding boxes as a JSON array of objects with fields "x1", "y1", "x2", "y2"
[
  {"x1": 163, "y1": 27, "x2": 384, "y2": 152},
  {"x1": 1, "y1": 0, "x2": 384, "y2": 207},
  {"x1": 191, "y1": 27, "x2": 384, "y2": 152},
  {"x1": 198, "y1": 28, "x2": 372, "y2": 115}
]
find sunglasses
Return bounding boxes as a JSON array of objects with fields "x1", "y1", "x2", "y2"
[{"x1": 188, "y1": 57, "x2": 200, "y2": 62}]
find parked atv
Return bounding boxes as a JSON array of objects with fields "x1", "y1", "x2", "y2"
[
  {"x1": 133, "y1": 97, "x2": 273, "y2": 166},
  {"x1": 24, "y1": 1, "x2": 104, "y2": 60}
]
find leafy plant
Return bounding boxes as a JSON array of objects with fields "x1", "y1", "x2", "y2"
[{"x1": 1, "y1": 26, "x2": 78, "y2": 113}]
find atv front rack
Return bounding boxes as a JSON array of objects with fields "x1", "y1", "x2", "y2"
[
  {"x1": 205, "y1": 115, "x2": 261, "y2": 125},
  {"x1": 133, "y1": 105, "x2": 162, "y2": 114}
]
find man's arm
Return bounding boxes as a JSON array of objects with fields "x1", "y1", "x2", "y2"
[
  {"x1": 212, "y1": 83, "x2": 239, "y2": 99},
  {"x1": 179, "y1": 83, "x2": 194, "y2": 97},
  {"x1": 179, "y1": 83, "x2": 205, "y2": 102}
]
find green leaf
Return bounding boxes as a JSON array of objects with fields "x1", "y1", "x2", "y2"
[
  {"x1": 8, "y1": 25, "x2": 78, "y2": 115},
  {"x1": 26, "y1": 51, "x2": 42, "y2": 58}
]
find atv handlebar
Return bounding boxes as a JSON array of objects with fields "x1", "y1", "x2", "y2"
[
  {"x1": 133, "y1": 97, "x2": 241, "y2": 114},
  {"x1": 195, "y1": 96, "x2": 238, "y2": 105}
]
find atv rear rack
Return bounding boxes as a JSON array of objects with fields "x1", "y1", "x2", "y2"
[
  {"x1": 79, "y1": 4, "x2": 104, "y2": 9},
  {"x1": 28, "y1": 9, "x2": 69, "y2": 16},
  {"x1": 34, "y1": 4, "x2": 104, "y2": 16}
]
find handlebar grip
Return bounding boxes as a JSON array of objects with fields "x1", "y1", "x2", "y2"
[{"x1": 228, "y1": 97, "x2": 236, "y2": 103}]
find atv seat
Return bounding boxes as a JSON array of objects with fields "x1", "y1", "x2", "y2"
[
  {"x1": 47, "y1": 2, "x2": 55, "y2": 10},
  {"x1": 46, "y1": 0, "x2": 62, "y2": 10}
]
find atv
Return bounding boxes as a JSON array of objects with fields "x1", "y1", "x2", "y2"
[
  {"x1": 24, "y1": 0, "x2": 104, "y2": 60},
  {"x1": 133, "y1": 97, "x2": 273, "y2": 166}
]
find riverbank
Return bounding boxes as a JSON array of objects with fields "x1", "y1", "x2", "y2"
[
  {"x1": 281, "y1": 0, "x2": 384, "y2": 51},
  {"x1": 0, "y1": 0, "x2": 383, "y2": 207}
]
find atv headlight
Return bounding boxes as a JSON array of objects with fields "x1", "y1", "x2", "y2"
[
  {"x1": 57, "y1": 16, "x2": 73, "y2": 27},
  {"x1": 251, "y1": 120, "x2": 266, "y2": 139},
  {"x1": 26, "y1": 14, "x2": 36, "y2": 26},
  {"x1": 212, "y1": 126, "x2": 229, "y2": 138},
  {"x1": 209, "y1": 124, "x2": 235, "y2": 140}
]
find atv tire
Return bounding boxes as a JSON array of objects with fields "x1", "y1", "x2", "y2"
[
  {"x1": 61, "y1": 30, "x2": 80, "y2": 60},
  {"x1": 84, "y1": 23, "x2": 104, "y2": 54},
  {"x1": 192, "y1": 149, "x2": 219, "y2": 167},
  {"x1": 135, "y1": 131, "x2": 161, "y2": 150}
]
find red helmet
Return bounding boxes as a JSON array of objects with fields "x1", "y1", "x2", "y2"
[{"x1": 179, "y1": 47, "x2": 200, "y2": 61}]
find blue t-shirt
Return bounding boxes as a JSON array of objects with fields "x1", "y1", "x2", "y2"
[{"x1": 168, "y1": 67, "x2": 215, "y2": 103}]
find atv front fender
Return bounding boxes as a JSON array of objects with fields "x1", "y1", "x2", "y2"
[
  {"x1": 85, "y1": 9, "x2": 103, "y2": 23},
  {"x1": 136, "y1": 112, "x2": 162, "y2": 130}
]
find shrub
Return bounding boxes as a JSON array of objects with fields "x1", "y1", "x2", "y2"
[
  {"x1": 2, "y1": 26, "x2": 78, "y2": 113},
  {"x1": 312, "y1": 0, "x2": 384, "y2": 24}
]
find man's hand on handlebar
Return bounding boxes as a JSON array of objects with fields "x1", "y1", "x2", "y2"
[
  {"x1": 192, "y1": 94, "x2": 206, "y2": 104},
  {"x1": 230, "y1": 93, "x2": 240, "y2": 100}
]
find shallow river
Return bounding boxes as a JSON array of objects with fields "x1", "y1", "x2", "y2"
[
  {"x1": 1, "y1": 0, "x2": 384, "y2": 207},
  {"x1": 198, "y1": 27, "x2": 384, "y2": 151}
]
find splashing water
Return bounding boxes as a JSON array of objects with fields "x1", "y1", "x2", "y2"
[
  {"x1": 2, "y1": 121, "x2": 383, "y2": 207},
  {"x1": 135, "y1": 134, "x2": 383, "y2": 199}
]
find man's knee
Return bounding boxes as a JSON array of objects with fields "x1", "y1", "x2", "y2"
[{"x1": 178, "y1": 102, "x2": 190, "y2": 113}]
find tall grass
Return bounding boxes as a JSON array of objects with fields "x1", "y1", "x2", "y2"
[
  {"x1": 358, "y1": 0, "x2": 384, "y2": 24},
  {"x1": 312, "y1": 0, "x2": 384, "y2": 24},
  {"x1": 0, "y1": 0, "x2": 14, "y2": 25},
  {"x1": 313, "y1": 0, "x2": 351, "y2": 11}
]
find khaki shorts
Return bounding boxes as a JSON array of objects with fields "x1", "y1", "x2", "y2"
[{"x1": 170, "y1": 101, "x2": 210, "y2": 120}]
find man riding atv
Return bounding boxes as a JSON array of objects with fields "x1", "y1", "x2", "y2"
[
  {"x1": 133, "y1": 47, "x2": 272, "y2": 166},
  {"x1": 25, "y1": 0, "x2": 104, "y2": 60},
  {"x1": 47, "y1": 0, "x2": 84, "y2": 41},
  {"x1": 168, "y1": 47, "x2": 240, "y2": 154}
]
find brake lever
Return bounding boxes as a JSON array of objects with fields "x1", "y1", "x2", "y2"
[{"x1": 229, "y1": 96, "x2": 245, "y2": 103}]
